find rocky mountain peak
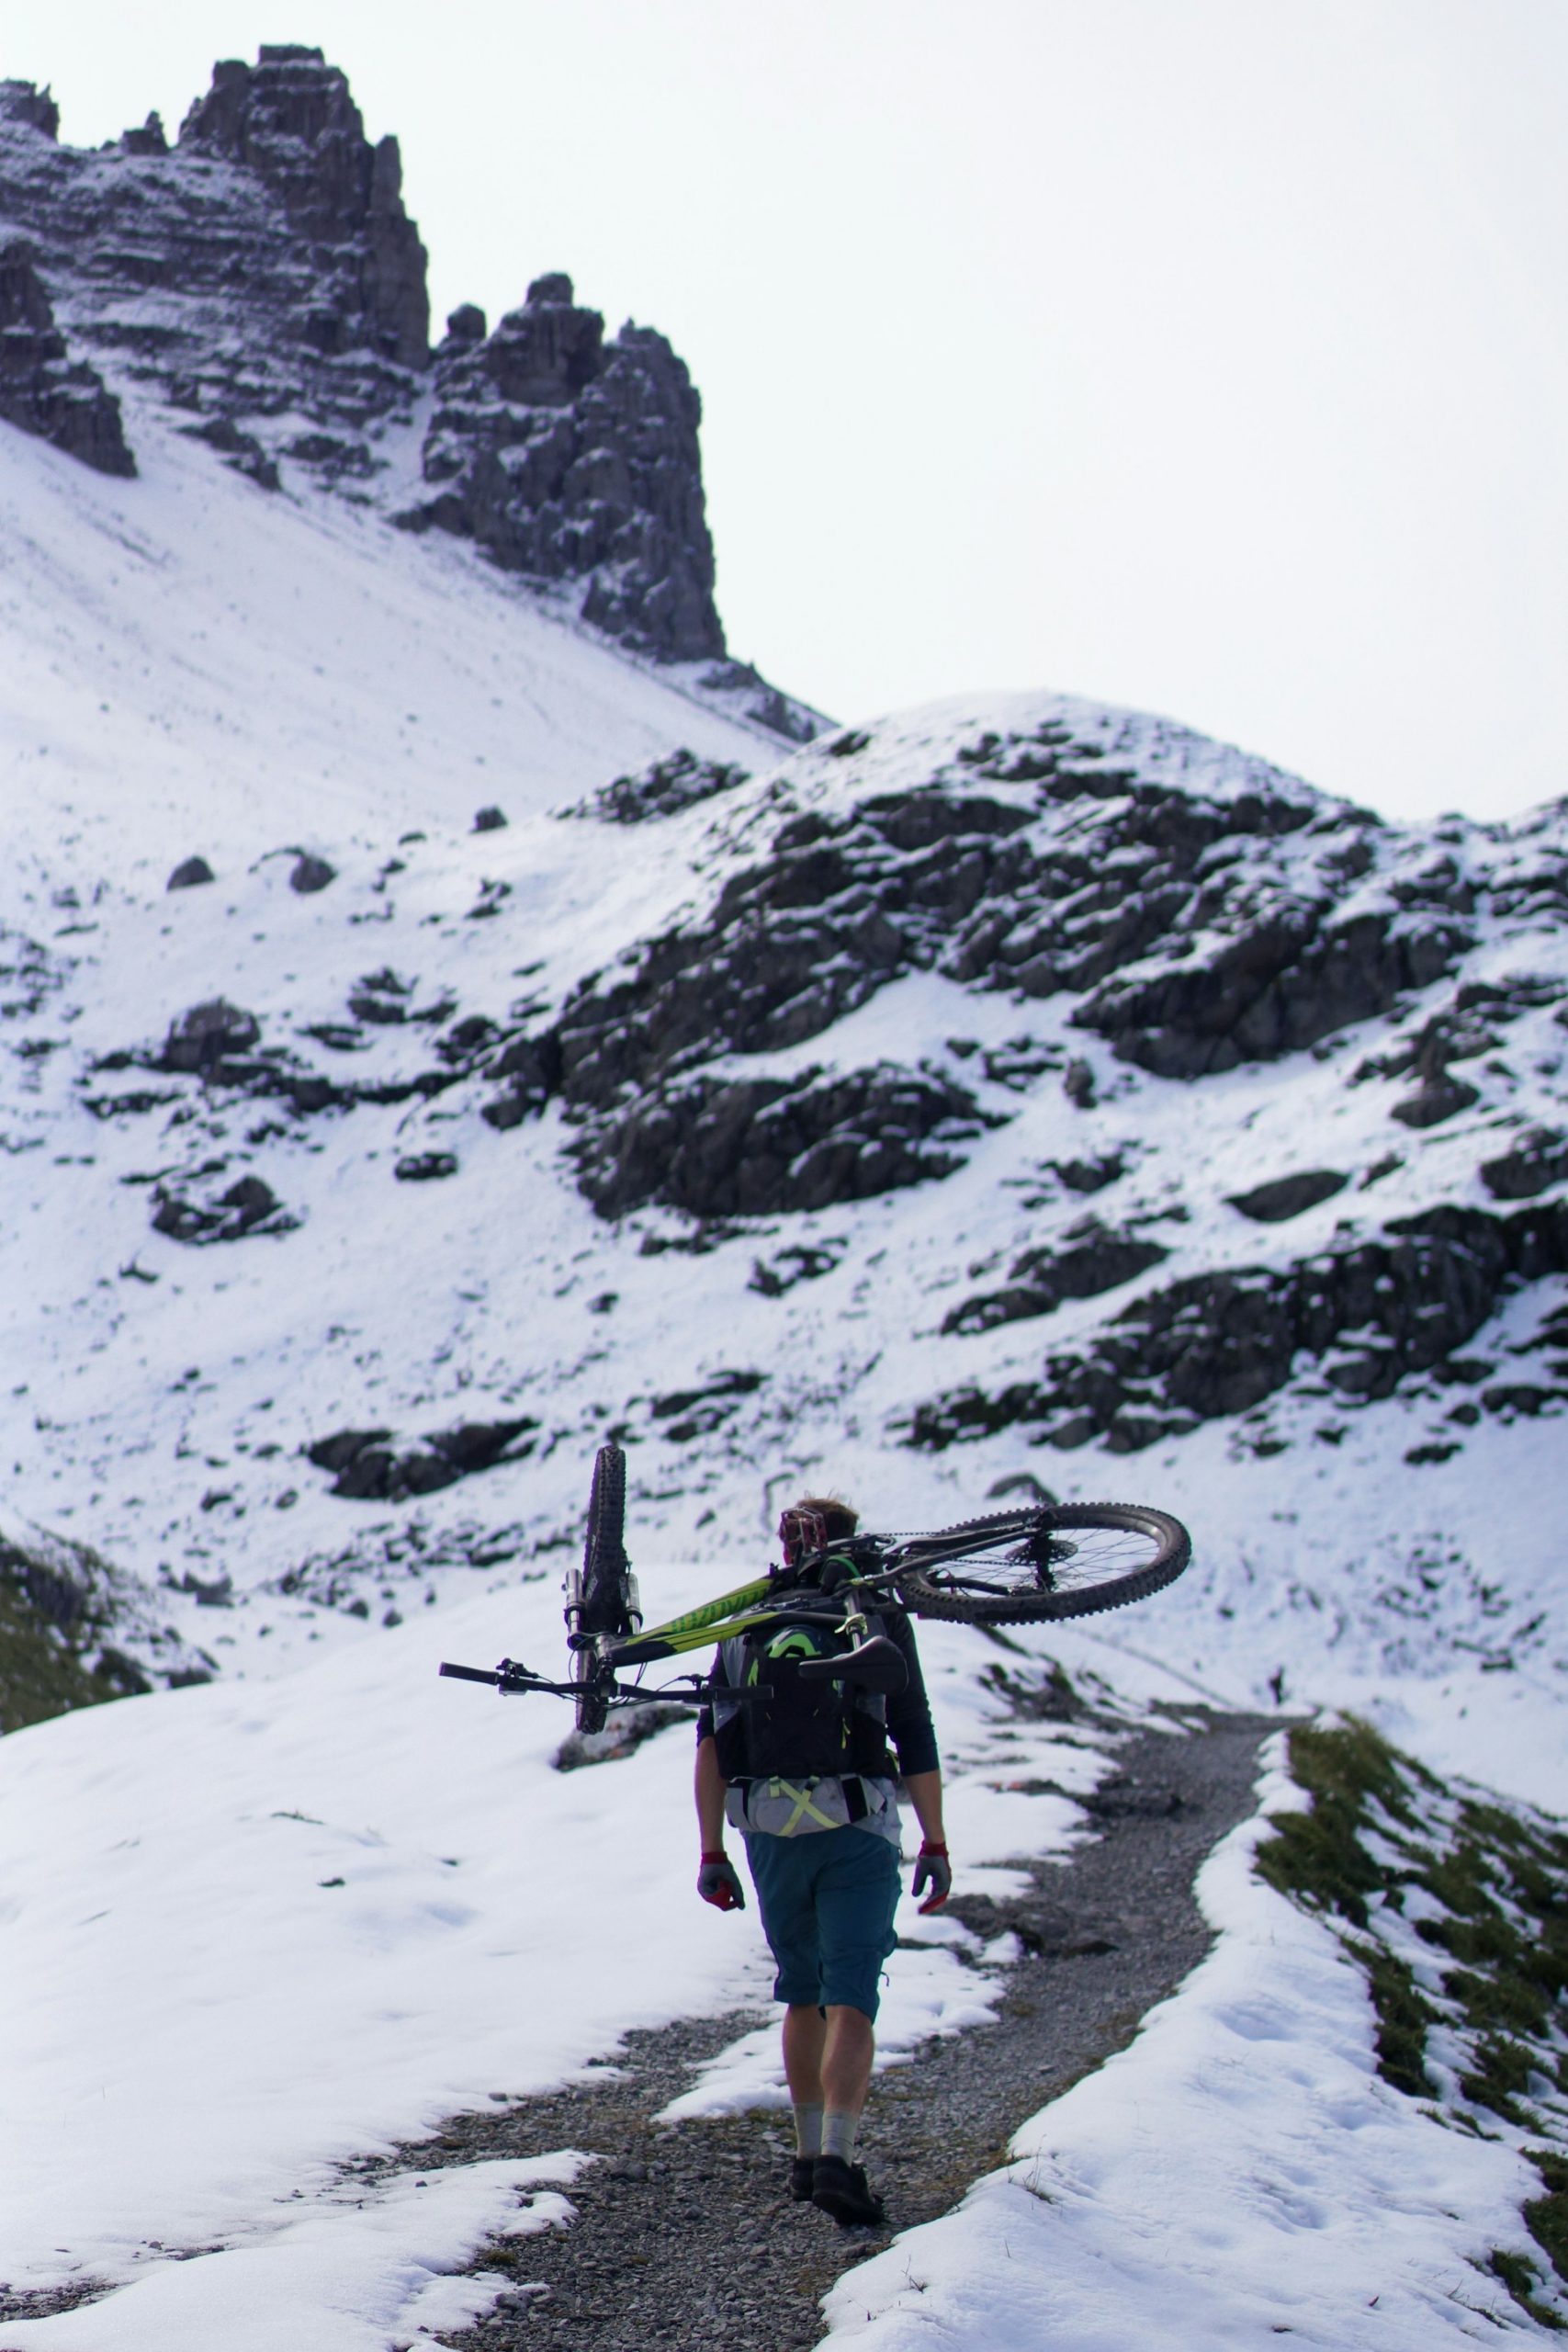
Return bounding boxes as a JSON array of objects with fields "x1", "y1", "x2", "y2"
[
  {"x1": 175, "y1": 44, "x2": 427, "y2": 368},
  {"x1": 402, "y1": 267, "x2": 723, "y2": 660},
  {"x1": 0, "y1": 80, "x2": 58, "y2": 140},
  {"x1": 0, "y1": 46, "x2": 793, "y2": 714}
]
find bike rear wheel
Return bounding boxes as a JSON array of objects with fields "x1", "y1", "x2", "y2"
[
  {"x1": 892, "y1": 1502, "x2": 1190, "y2": 1625},
  {"x1": 574, "y1": 1442, "x2": 630, "y2": 1730}
]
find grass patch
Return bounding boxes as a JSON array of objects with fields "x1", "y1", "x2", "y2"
[
  {"x1": 1526, "y1": 2152, "x2": 1568, "y2": 2288},
  {"x1": 0, "y1": 1569, "x2": 142, "y2": 1733},
  {"x1": 1488, "y1": 2248, "x2": 1565, "y2": 2332},
  {"x1": 1255, "y1": 1717, "x2": 1414, "y2": 1928},
  {"x1": 1259, "y1": 1714, "x2": 1568, "y2": 2330}
]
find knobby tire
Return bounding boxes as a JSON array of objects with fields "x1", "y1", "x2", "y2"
[
  {"x1": 575, "y1": 1442, "x2": 630, "y2": 1731},
  {"x1": 893, "y1": 1502, "x2": 1190, "y2": 1626}
]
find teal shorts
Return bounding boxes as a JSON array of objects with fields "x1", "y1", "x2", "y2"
[{"x1": 742, "y1": 1826, "x2": 901, "y2": 2020}]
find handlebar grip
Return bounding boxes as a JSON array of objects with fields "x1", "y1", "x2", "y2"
[{"x1": 439, "y1": 1661, "x2": 500, "y2": 1685}]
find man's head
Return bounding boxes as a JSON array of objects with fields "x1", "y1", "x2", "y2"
[{"x1": 778, "y1": 1493, "x2": 859, "y2": 1571}]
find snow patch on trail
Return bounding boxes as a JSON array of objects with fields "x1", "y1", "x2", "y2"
[
  {"x1": 0, "y1": 2158, "x2": 580, "y2": 2352},
  {"x1": 819, "y1": 1742, "x2": 1548, "y2": 2351}
]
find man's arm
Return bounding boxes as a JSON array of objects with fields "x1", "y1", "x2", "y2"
[
  {"x1": 695, "y1": 1733, "x2": 728, "y2": 1851},
  {"x1": 902, "y1": 1766, "x2": 945, "y2": 1849},
  {"x1": 694, "y1": 1735, "x2": 746, "y2": 1909}
]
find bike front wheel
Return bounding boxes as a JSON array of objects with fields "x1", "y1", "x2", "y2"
[
  {"x1": 574, "y1": 1442, "x2": 630, "y2": 1731},
  {"x1": 893, "y1": 1502, "x2": 1190, "y2": 1626}
]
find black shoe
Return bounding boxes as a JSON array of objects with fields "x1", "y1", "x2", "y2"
[
  {"x1": 811, "y1": 2154, "x2": 886, "y2": 2227},
  {"x1": 789, "y1": 2154, "x2": 818, "y2": 2201}
]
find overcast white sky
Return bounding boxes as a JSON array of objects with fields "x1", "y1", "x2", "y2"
[{"x1": 7, "y1": 2, "x2": 1567, "y2": 824}]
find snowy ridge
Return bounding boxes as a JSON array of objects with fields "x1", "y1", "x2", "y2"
[
  {"x1": 3, "y1": 428, "x2": 1563, "y2": 1763},
  {"x1": 0, "y1": 341, "x2": 1564, "y2": 2345}
]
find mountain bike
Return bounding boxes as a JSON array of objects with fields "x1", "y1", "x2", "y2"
[{"x1": 440, "y1": 1444, "x2": 1190, "y2": 1732}]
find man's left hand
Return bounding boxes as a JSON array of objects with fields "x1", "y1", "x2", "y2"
[{"x1": 911, "y1": 1841, "x2": 951, "y2": 1913}]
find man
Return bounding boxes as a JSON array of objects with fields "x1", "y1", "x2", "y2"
[{"x1": 694, "y1": 1494, "x2": 952, "y2": 2228}]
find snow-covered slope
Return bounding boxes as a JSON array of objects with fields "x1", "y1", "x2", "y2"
[
  {"x1": 4, "y1": 404, "x2": 1564, "y2": 1795},
  {"x1": 1, "y1": 288, "x2": 1565, "y2": 2345}
]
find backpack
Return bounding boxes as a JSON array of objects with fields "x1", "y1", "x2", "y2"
[{"x1": 709, "y1": 1604, "x2": 896, "y2": 1784}]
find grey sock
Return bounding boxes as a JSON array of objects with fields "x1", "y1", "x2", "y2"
[
  {"x1": 822, "y1": 2109, "x2": 858, "y2": 2164},
  {"x1": 793, "y1": 2101, "x2": 823, "y2": 2158}
]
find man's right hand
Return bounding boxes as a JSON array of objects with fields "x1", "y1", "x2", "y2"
[{"x1": 697, "y1": 1851, "x2": 746, "y2": 1910}]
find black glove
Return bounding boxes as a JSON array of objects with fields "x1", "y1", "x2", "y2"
[
  {"x1": 911, "y1": 1841, "x2": 952, "y2": 1914},
  {"x1": 697, "y1": 1851, "x2": 746, "y2": 1910}
]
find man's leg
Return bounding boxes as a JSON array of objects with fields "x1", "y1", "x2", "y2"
[
  {"x1": 819, "y1": 2005, "x2": 874, "y2": 2122},
  {"x1": 809, "y1": 1837, "x2": 901, "y2": 2224},
  {"x1": 782, "y1": 2001, "x2": 826, "y2": 2174},
  {"x1": 743, "y1": 1837, "x2": 832, "y2": 2195}
]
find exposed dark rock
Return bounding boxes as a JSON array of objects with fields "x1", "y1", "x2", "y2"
[
  {"x1": 151, "y1": 1173, "x2": 295, "y2": 1243},
  {"x1": 0, "y1": 50, "x2": 428, "y2": 492},
  {"x1": 395, "y1": 273, "x2": 723, "y2": 661},
  {"x1": 648, "y1": 1370, "x2": 765, "y2": 1443},
  {"x1": 1063, "y1": 1057, "x2": 1096, "y2": 1108},
  {"x1": 1053, "y1": 1154, "x2": 1125, "y2": 1194},
  {"x1": 575, "y1": 1063, "x2": 998, "y2": 1220},
  {"x1": 472, "y1": 806, "x2": 507, "y2": 832},
  {"x1": 480, "y1": 1030, "x2": 567, "y2": 1130},
  {"x1": 0, "y1": 53, "x2": 808, "y2": 709},
  {"x1": 394, "y1": 1151, "x2": 457, "y2": 1182},
  {"x1": 305, "y1": 1417, "x2": 537, "y2": 1500},
  {"x1": 1480, "y1": 1128, "x2": 1568, "y2": 1202},
  {"x1": 0, "y1": 81, "x2": 60, "y2": 139},
  {"x1": 942, "y1": 1221, "x2": 1170, "y2": 1336},
  {"x1": 0, "y1": 236, "x2": 135, "y2": 475},
  {"x1": 120, "y1": 113, "x2": 167, "y2": 158},
  {"x1": 178, "y1": 46, "x2": 428, "y2": 368},
  {"x1": 166, "y1": 856, "x2": 215, "y2": 890},
  {"x1": 749, "y1": 1244, "x2": 842, "y2": 1297},
  {"x1": 1076, "y1": 906, "x2": 1464, "y2": 1079},
  {"x1": 549, "y1": 791, "x2": 1035, "y2": 1118},
  {"x1": 290, "y1": 853, "x2": 336, "y2": 894},
  {"x1": 908, "y1": 1199, "x2": 1568, "y2": 1453},
  {"x1": 570, "y1": 748, "x2": 750, "y2": 824},
  {"x1": 160, "y1": 998, "x2": 261, "y2": 1072},
  {"x1": 1228, "y1": 1170, "x2": 1348, "y2": 1222},
  {"x1": 177, "y1": 413, "x2": 280, "y2": 490},
  {"x1": 1392, "y1": 1074, "x2": 1480, "y2": 1129}
]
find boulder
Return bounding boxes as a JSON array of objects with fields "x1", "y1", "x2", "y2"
[
  {"x1": 160, "y1": 999, "x2": 261, "y2": 1072},
  {"x1": 942, "y1": 1222, "x2": 1169, "y2": 1335},
  {"x1": 1480, "y1": 1128, "x2": 1568, "y2": 1201},
  {"x1": 151, "y1": 1174, "x2": 294, "y2": 1243},
  {"x1": 289, "y1": 853, "x2": 336, "y2": 894},
  {"x1": 394, "y1": 1151, "x2": 457, "y2": 1182},
  {"x1": 166, "y1": 856, "x2": 215, "y2": 891},
  {"x1": 1227, "y1": 1170, "x2": 1348, "y2": 1222},
  {"x1": 304, "y1": 1417, "x2": 537, "y2": 1499}
]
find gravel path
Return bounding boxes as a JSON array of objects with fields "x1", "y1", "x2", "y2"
[{"x1": 349, "y1": 1693, "x2": 1282, "y2": 2352}]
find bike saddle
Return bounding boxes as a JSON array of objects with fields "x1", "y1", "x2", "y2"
[{"x1": 796, "y1": 1635, "x2": 908, "y2": 1695}]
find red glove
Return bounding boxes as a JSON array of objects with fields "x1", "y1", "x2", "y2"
[
  {"x1": 697, "y1": 1850, "x2": 746, "y2": 1910},
  {"x1": 912, "y1": 1840, "x2": 952, "y2": 1914}
]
